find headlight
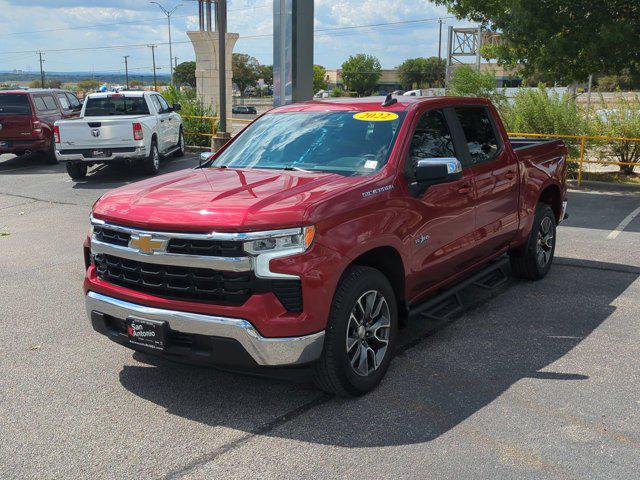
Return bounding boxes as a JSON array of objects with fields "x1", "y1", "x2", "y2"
[{"x1": 243, "y1": 226, "x2": 315, "y2": 255}]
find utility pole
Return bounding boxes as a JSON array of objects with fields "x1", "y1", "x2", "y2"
[
  {"x1": 150, "y1": 2, "x2": 182, "y2": 86},
  {"x1": 38, "y1": 51, "x2": 45, "y2": 88},
  {"x1": 123, "y1": 55, "x2": 130, "y2": 90},
  {"x1": 174, "y1": 56, "x2": 178, "y2": 69},
  {"x1": 438, "y1": 18, "x2": 443, "y2": 61},
  {"x1": 148, "y1": 44, "x2": 158, "y2": 91}
]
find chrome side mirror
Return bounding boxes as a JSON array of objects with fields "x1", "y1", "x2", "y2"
[{"x1": 414, "y1": 157, "x2": 462, "y2": 183}]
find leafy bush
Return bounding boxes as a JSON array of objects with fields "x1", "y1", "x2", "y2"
[
  {"x1": 446, "y1": 65, "x2": 507, "y2": 109},
  {"x1": 330, "y1": 87, "x2": 345, "y2": 97},
  {"x1": 589, "y1": 95, "x2": 640, "y2": 174},
  {"x1": 163, "y1": 86, "x2": 215, "y2": 147}
]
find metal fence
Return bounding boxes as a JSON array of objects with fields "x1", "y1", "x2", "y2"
[
  {"x1": 508, "y1": 132, "x2": 640, "y2": 185},
  {"x1": 181, "y1": 115, "x2": 252, "y2": 144}
]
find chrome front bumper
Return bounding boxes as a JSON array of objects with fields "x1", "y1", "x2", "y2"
[{"x1": 85, "y1": 291, "x2": 324, "y2": 366}]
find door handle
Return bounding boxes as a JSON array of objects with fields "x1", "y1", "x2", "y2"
[
  {"x1": 458, "y1": 185, "x2": 472, "y2": 195},
  {"x1": 505, "y1": 170, "x2": 515, "y2": 179},
  {"x1": 160, "y1": 119, "x2": 165, "y2": 123}
]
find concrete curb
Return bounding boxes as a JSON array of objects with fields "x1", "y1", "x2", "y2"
[{"x1": 568, "y1": 179, "x2": 640, "y2": 193}]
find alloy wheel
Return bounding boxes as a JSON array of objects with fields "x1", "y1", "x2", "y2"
[
  {"x1": 536, "y1": 216, "x2": 554, "y2": 268},
  {"x1": 346, "y1": 290, "x2": 391, "y2": 377}
]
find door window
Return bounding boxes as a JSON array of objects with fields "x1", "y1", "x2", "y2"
[
  {"x1": 454, "y1": 107, "x2": 500, "y2": 164},
  {"x1": 56, "y1": 93, "x2": 70, "y2": 110},
  {"x1": 406, "y1": 109, "x2": 456, "y2": 180},
  {"x1": 156, "y1": 95, "x2": 171, "y2": 113},
  {"x1": 65, "y1": 92, "x2": 81, "y2": 109},
  {"x1": 150, "y1": 95, "x2": 164, "y2": 114},
  {"x1": 42, "y1": 95, "x2": 58, "y2": 111}
]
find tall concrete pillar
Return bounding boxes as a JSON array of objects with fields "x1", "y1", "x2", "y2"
[{"x1": 187, "y1": 30, "x2": 238, "y2": 118}]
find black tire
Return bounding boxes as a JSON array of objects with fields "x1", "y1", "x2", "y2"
[
  {"x1": 509, "y1": 203, "x2": 556, "y2": 280},
  {"x1": 314, "y1": 266, "x2": 398, "y2": 397},
  {"x1": 44, "y1": 138, "x2": 58, "y2": 165},
  {"x1": 66, "y1": 162, "x2": 87, "y2": 180},
  {"x1": 141, "y1": 139, "x2": 161, "y2": 175},
  {"x1": 174, "y1": 127, "x2": 185, "y2": 157}
]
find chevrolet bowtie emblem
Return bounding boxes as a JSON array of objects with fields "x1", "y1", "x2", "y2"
[{"x1": 129, "y1": 234, "x2": 166, "y2": 254}]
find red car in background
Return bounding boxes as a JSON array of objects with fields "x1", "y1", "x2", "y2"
[{"x1": 0, "y1": 89, "x2": 82, "y2": 163}]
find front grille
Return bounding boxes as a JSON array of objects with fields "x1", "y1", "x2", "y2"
[
  {"x1": 94, "y1": 227, "x2": 246, "y2": 257},
  {"x1": 167, "y1": 238, "x2": 246, "y2": 257},
  {"x1": 94, "y1": 226, "x2": 130, "y2": 247},
  {"x1": 95, "y1": 254, "x2": 252, "y2": 304},
  {"x1": 93, "y1": 254, "x2": 303, "y2": 311}
]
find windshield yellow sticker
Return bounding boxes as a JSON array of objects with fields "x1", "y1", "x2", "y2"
[{"x1": 353, "y1": 111, "x2": 399, "y2": 122}]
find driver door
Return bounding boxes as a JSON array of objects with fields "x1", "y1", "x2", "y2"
[{"x1": 405, "y1": 108, "x2": 478, "y2": 301}]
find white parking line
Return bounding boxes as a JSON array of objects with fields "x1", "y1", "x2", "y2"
[{"x1": 607, "y1": 204, "x2": 640, "y2": 239}]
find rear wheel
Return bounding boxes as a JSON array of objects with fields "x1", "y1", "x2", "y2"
[
  {"x1": 174, "y1": 128, "x2": 185, "y2": 157},
  {"x1": 314, "y1": 266, "x2": 397, "y2": 397},
  {"x1": 141, "y1": 139, "x2": 160, "y2": 175},
  {"x1": 509, "y1": 203, "x2": 556, "y2": 280},
  {"x1": 44, "y1": 138, "x2": 58, "y2": 165},
  {"x1": 65, "y1": 162, "x2": 87, "y2": 180}
]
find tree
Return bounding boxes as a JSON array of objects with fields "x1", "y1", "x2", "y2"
[
  {"x1": 29, "y1": 79, "x2": 62, "y2": 89},
  {"x1": 232, "y1": 53, "x2": 259, "y2": 96},
  {"x1": 397, "y1": 57, "x2": 446, "y2": 89},
  {"x1": 313, "y1": 65, "x2": 328, "y2": 92},
  {"x1": 435, "y1": 0, "x2": 640, "y2": 82},
  {"x1": 173, "y1": 61, "x2": 196, "y2": 87},
  {"x1": 129, "y1": 80, "x2": 144, "y2": 89},
  {"x1": 77, "y1": 79, "x2": 100, "y2": 91},
  {"x1": 257, "y1": 64, "x2": 273, "y2": 86},
  {"x1": 341, "y1": 54, "x2": 382, "y2": 96}
]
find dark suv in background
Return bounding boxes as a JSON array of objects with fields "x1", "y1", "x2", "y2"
[{"x1": 0, "y1": 89, "x2": 82, "y2": 164}]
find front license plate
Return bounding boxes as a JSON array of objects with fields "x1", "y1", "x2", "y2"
[
  {"x1": 0, "y1": 141, "x2": 8, "y2": 148},
  {"x1": 127, "y1": 317, "x2": 166, "y2": 350}
]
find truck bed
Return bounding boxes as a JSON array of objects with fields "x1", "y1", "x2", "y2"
[{"x1": 509, "y1": 136, "x2": 564, "y2": 151}]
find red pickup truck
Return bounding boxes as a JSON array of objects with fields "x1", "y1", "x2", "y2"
[{"x1": 84, "y1": 96, "x2": 567, "y2": 396}]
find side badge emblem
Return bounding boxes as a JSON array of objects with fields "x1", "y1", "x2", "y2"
[{"x1": 415, "y1": 234, "x2": 430, "y2": 246}]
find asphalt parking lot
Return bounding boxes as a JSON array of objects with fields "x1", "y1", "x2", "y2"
[{"x1": 1, "y1": 153, "x2": 639, "y2": 479}]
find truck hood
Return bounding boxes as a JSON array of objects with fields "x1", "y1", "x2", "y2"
[{"x1": 92, "y1": 167, "x2": 355, "y2": 231}]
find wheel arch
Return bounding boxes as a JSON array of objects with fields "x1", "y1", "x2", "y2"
[{"x1": 538, "y1": 183, "x2": 562, "y2": 223}]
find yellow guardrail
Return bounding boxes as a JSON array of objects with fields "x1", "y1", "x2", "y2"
[
  {"x1": 508, "y1": 132, "x2": 640, "y2": 186},
  {"x1": 182, "y1": 114, "x2": 253, "y2": 140}
]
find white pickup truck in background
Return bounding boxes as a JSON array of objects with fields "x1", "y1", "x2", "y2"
[{"x1": 54, "y1": 91, "x2": 185, "y2": 180}]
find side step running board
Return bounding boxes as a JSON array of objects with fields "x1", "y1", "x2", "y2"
[{"x1": 410, "y1": 257, "x2": 510, "y2": 324}]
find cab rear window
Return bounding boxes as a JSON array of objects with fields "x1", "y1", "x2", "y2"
[
  {"x1": 0, "y1": 94, "x2": 32, "y2": 115},
  {"x1": 84, "y1": 96, "x2": 150, "y2": 116}
]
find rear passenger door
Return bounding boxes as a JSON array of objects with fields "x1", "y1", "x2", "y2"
[
  {"x1": 454, "y1": 105, "x2": 519, "y2": 259},
  {"x1": 404, "y1": 108, "x2": 478, "y2": 299},
  {"x1": 150, "y1": 94, "x2": 172, "y2": 152},
  {"x1": 32, "y1": 93, "x2": 62, "y2": 140}
]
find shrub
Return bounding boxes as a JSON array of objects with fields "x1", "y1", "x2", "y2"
[
  {"x1": 330, "y1": 87, "x2": 345, "y2": 97},
  {"x1": 589, "y1": 95, "x2": 640, "y2": 174},
  {"x1": 446, "y1": 65, "x2": 507, "y2": 110},
  {"x1": 163, "y1": 86, "x2": 215, "y2": 147}
]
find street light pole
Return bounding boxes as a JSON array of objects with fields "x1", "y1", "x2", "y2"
[
  {"x1": 150, "y1": 2, "x2": 182, "y2": 86},
  {"x1": 148, "y1": 44, "x2": 158, "y2": 91},
  {"x1": 123, "y1": 55, "x2": 130, "y2": 90}
]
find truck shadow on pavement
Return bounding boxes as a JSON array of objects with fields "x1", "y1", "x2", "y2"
[
  {"x1": 118, "y1": 257, "x2": 637, "y2": 447},
  {"x1": 0, "y1": 153, "x2": 64, "y2": 175}
]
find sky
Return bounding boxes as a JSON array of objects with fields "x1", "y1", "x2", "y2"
[{"x1": 0, "y1": 0, "x2": 472, "y2": 75}]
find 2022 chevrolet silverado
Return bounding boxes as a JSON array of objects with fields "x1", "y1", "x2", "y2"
[{"x1": 84, "y1": 95, "x2": 567, "y2": 396}]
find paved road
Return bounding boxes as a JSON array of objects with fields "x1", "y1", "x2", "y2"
[{"x1": 1, "y1": 153, "x2": 639, "y2": 479}]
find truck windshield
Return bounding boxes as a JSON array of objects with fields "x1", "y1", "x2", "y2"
[
  {"x1": 0, "y1": 94, "x2": 32, "y2": 115},
  {"x1": 208, "y1": 110, "x2": 406, "y2": 175},
  {"x1": 84, "y1": 96, "x2": 149, "y2": 116}
]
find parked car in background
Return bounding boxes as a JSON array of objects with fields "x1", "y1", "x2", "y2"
[
  {"x1": 84, "y1": 95, "x2": 567, "y2": 396},
  {"x1": 0, "y1": 89, "x2": 82, "y2": 163},
  {"x1": 54, "y1": 91, "x2": 184, "y2": 180},
  {"x1": 232, "y1": 105, "x2": 257, "y2": 115}
]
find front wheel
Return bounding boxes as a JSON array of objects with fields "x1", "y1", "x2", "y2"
[
  {"x1": 141, "y1": 140, "x2": 160, "y2": 175},
  {"x1": 509, "y1": 203, "x2": 556, "y2": 280},
  {"x1": 174, "y1": 128, "x2": 185, "y2": 157},
  {"x1": 314, "y1": 266, "x2": 398, "y2": 397}
]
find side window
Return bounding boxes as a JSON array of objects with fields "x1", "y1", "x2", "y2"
[
  {"x1": 42, "y1": 95, "x2": 58, "y2": 111},
  {"x1": 33, "y1": 96, "x2": 47, "y2": 112},
  {"x1": 56, "y1": 93, "x2": 70, "y2": 110},
  {"x1": 405, "y1": 109, "x2": 456, "y2": 181},
  {"x1": 454, "y1": 107, "x2": 500, "y2": 164},
  {"x1": 156, "y1": 95, "x2": 170, "y2": 112},
  {"x1": 150, "y1": 95, "x2": 163, "y2": 114},
  {"x1": 65, "y1": 93, "x2": 81, "y2": 108}
]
